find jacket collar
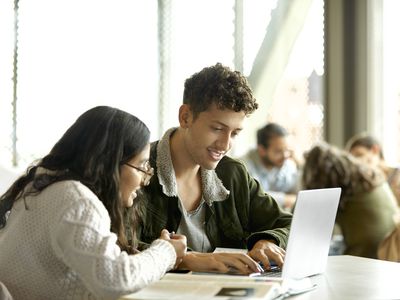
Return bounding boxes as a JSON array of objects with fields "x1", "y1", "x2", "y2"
[{"x1": 156, "y1": 127, "x2": 230, "y2": 205}]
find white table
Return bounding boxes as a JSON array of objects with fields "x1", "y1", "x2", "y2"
[
  {"x1": 291, "y1": 255, "x2": 400, "y2": 299},
  {"x1": 120, "y1": 255, "x2": 400, "y2": 300}
]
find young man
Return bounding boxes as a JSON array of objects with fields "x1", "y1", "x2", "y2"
[
  {"x1": 137, "y1": 63, "x2": 292, "y2": 275},
  {"x1": 240, "y1": 123, "x2": 299, "y2": 210}
]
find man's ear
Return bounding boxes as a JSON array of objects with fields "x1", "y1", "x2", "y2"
[
  {"x1": 257, "y1": 144, "x2": 267, "y2": 156},
  {"x1": 178, "y1": 104, "x2": 192, "y2": 128}
]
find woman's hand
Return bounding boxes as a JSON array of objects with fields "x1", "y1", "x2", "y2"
[{"x1": 159, "y1": 229, "x2": 187, "y2": 268}]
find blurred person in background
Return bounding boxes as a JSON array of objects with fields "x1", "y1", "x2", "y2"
[
  {"x1": 302, "y1": 142, "x2": 399, "y2": 259},
  {"x1": 346, "y1": 133, "x2": 400, "y2": 206},
  {"x1": 240, "y1": 123, "x2": 299, "y2": 210}
]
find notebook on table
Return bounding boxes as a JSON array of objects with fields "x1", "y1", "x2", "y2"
[{"x1": 121, "y1": 272, "x2": 282, "y2": 300}]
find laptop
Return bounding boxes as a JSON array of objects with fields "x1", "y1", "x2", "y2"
[
  {"x1": 214, "y1": 188, "x2": 341, "y2": 294},
  {"x1": 252, "y1": 187, "x2": 342, "y2": 295}
]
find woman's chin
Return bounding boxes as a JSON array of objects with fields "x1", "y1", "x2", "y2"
[{"x1": 124, "y1": 192, "x2": 137, "y2": 208}]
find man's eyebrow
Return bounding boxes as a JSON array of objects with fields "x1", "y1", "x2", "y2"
[{"x1": 211, "y1": 120, "x2": 243, "y2": 131}]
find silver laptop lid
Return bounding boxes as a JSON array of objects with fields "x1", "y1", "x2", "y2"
[{"x1": 282, "y1": 187, "x2": 341, "y2": 281}]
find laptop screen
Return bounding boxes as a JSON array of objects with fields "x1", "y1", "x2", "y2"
[{"x1": 282, "y1": 187, "x2": 341, "y2": 280}]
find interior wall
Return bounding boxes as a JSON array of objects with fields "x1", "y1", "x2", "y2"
[{"x1": 324, "y1": 0, "x2": 383, "y2": 148}]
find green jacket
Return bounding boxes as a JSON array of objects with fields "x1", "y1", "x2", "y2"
[
  {"x1": 137, "y1": 129, "x2": 292, "y2": 251},
  {"x1": 336, "y1": 182, "x2": 399, "y2": 258}
]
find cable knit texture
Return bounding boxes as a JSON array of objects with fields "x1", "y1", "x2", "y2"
[{"x1": 0, "y1": 181, "x2": 176, "y2": 300}]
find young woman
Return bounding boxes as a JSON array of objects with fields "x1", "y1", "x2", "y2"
[
  {"x1": 346, "y1": 133, "x2": 400, "y2": 206},
  {"x1": 0, "y1": 106, "x2": 186, "y2": 299},
  {"x1": 302, "y1": 142, "x2": 399, "y2": 259}
]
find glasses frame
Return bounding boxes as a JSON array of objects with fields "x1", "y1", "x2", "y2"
[{"x1": 125, "y1": 161, "x2": 154, "y2": 186}]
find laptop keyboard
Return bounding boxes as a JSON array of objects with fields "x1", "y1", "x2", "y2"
[
  {"x1": 251, "y1": 266, "x2": 282, "y2": 278},
  {"x1": 258, "y1": 269, "x2": 282, "y2": 277}
]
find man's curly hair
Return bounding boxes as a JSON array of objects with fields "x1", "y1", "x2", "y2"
[{"x1": 183, "y1": 63, "x2": 258, "y2": 119}]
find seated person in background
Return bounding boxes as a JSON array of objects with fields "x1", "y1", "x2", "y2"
[
  {"x1": 346, "y1": 133, "x2": 400, "y2": 206},
  {"x1": 302, "y1": 142, "x2": 399, "y2": 259},
  {"x1": 239, "y1": 123, "x2": 299, "y2": 210},
  {"x1": 0, "y1": 106, "x2": 186, "y2": 299},
  {"x1": 136, "y1": 63, "x2": 292, "y2": 275}
]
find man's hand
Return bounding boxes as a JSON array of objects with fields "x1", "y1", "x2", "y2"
[
  {"x1": 177, "y1": 252, "x2": 263, "y2": 275},
  {"x1": 248, "y1": 240, "x2": 286, "y2": 270}
]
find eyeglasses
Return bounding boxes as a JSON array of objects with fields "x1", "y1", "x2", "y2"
[{"x1": 125, "y1": 161, "x2": 154, "y2": 186}]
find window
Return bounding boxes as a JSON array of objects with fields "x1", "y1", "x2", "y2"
[
  {"x1": 265, "y1": 0, "x2": 324, "y2": 159},
  {"x1": 382, "y1": 0, "x2": 400, "y2": 163},
  {"x1": 12, "y1": 0, "x2": 158, "y2": 166},
  {"x1": 0, "y1": 1, "x2": 15, "y2": 168},
  {"x1": 1, "y1": 0, "x2": 325, "y2": 168}
]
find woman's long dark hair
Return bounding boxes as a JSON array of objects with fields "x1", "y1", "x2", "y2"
[{"x1": 0, "y1": 106, "x2": 149, "y2": 253}]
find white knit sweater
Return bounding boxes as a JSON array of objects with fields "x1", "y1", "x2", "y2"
[{"x1": 0, "y1": 180, "x2": 176, "y2": 300}]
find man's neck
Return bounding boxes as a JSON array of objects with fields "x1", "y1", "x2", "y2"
[
  {"x1": 261, "y1": 164, "x2": 272, "y2": 171},
  {"x1": 261, "y1": 160, "x2": 276, "y2": 170},
  {"x1": 170, "y1": 128, "x2": 200, "y2": 181},
  {"x1": 169, "y1": 128, "x2": 202, "y2": 211}
]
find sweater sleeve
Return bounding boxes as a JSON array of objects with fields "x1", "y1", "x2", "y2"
[{"x1": 49, "y1": 186, "x2": 176, "y2": 300}]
